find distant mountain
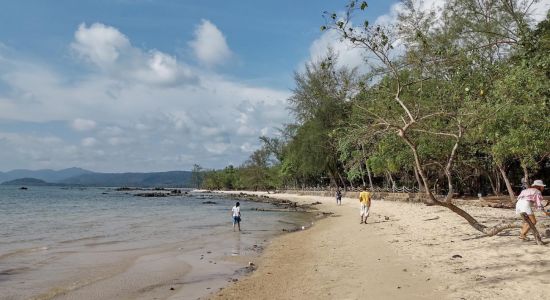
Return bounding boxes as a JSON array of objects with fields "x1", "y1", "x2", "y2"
[
  {"x1": 60, "y1": 171, "x2": 192, "y2": 187},
  {"x1": 0, "y1": 167, "x2": 93, "y2": 184},
  {"x1": 1, "y1": 178, "x2": 55, "y2": 186}
]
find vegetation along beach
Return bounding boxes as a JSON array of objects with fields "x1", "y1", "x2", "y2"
[{"x1": 1, "y1": 0, "x2": 549, "y2": 299}]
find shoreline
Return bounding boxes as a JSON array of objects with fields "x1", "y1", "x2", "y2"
[{"x1": 210, "y1": 191, "x2": 550, "y2": 300}]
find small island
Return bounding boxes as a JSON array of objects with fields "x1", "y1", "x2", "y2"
[{"x1": 1, "y1": 178, "x2": 56, "y2": 186}]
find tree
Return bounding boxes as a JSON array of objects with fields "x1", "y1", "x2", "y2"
[
  {"x1": 321, "y1": 0, "x2": 546, "y2": 235},
  {"x1": 190, "y1": 164, "x2": 204, "y2": 189},
  {"x1": 285, "y1": 52, "x2": 358, "y2": 188}
]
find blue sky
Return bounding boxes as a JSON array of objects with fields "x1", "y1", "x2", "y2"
[
  {"x1": 1, "y1": 0, "x2": 547, "y2": 172},
  {"x1": 0, "y1": 0, "x2": 396, "y2": 88}
]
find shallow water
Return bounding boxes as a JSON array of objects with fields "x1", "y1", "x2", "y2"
[{"x1": 0, "y1": 186, "x2": 314, "y2": 299}]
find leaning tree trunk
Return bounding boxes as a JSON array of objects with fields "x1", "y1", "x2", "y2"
[
  {"x1": 336, "y1": 171, "x2": 347, "y2": 191},
  {"x1": 358, "y1": 163, "x2": 367, "y2": 187},
  {"x1": 494, "y1": 168, "x2": 501, "y2": 195},
  {"x1": 361, "y1": 144, "x2": 374, "y2": 189},
  {"x1": 366, "y1": 164, "x2": 374, "y2": 189},
  {"x1": 485, "y1": 166, "x2": 502, "y2": 196},
  {"x1": 414, "y1": 165, "x2": 423, "y2": 192},
  {"x1": 496, "y1": 162, "x2": 516, "y2": 203},
  {"x1": 401, "y1": 133, "x2": 523, "y2": 237},
  {"x1": 386, "y1": 171, "x2": 396, "y2": 191}
]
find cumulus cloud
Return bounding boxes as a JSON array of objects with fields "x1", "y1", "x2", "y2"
[
  {"x1": 189, "y1": 19, "x2": 232, "y2": 67},
  {"x1": 72, "y1": 22, "x2": 195, "y2": 86},
  {"x1": 72, "y1": 23, "x2": 130, "y2": 68},
  {"x1": 71, "y1": 118, "x2": 97, "y2": 131},
  {"x1": 0, "y1": 22, "x2": 290, "y2": 171}
]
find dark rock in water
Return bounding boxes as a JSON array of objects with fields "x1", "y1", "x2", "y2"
[
  {"x1": 115, "y1": 187, "x2": 132, "y2": 191},
  {"x1": 311, "y1": 201, "x2": 322, "y2": 205},
  {"x1": 19, "y1": 187, "x2": 28, "y2": 190},
  {"x1": 134, "y1": 192, "x2": 167, "y2": 197},
  {"x1": 202, "y1": 201, "x2": 217, "y2": 204}
]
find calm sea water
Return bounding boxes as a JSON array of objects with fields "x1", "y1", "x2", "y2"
[{"x1": 0, "y1": 186, "x2": 313, "y2": 299}]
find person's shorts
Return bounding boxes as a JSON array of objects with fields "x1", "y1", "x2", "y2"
[
  {"x1": 233, "y1": 216, "x2": 241, "y2": 224},
  {"x1": 360, "y1": 203, "x2": 370, "y2": 217},
  {"x1": 515, "y1": 199, "x2": 533, "y2": 215}
]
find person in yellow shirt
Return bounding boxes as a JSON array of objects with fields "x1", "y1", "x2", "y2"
[{"x1": 359, "y1": 187, "x2": 371, "y2": 224}]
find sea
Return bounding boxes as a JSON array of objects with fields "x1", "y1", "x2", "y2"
[{"x1": 0, "y1": 186, "x2": 314, "y2": 300}]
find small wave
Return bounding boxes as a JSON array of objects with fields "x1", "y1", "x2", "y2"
[
  {"x1": 0, "y1": 266, "x2": 32, "y2": 278},
  {"x1": 59, "y1": 235, "x2": 107, "y2": 244},
  {"x1": 0, "y1": 246, "x2": 49, "y2": 261},
  {"x1": 83, "y1": 240, "x2": 124, "y2": 247}
]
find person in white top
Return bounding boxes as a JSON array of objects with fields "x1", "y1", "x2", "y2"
[
  {"x1": 515, "y1": 180, "x2": 549, "y2": 240},
  {"x1": 231, "y1": 202, "x2": 241, "y2": 232}
]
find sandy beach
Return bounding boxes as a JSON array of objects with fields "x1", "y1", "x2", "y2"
[{"x1": 212, "y1": 192, "x2": 550, "y2": 300}]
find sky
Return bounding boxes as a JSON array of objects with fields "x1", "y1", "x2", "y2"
[{"x1": 0, "y1": 0, "x2": 548, "y2": 172}]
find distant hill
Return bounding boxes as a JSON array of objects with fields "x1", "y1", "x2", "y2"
[
  {"x1": 60, "y1": 171, "x2": 192, "y2": 187},
  {"x1": 1, "y1": 178, "x2": 55, "y2": 186},
  {"x1": 0, "y1": 167, "x2": 93, "y2": 183}
]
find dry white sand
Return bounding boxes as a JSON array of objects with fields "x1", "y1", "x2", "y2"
[{"x1": 211, "y1": 191, "x2": 550, "y2": 300}]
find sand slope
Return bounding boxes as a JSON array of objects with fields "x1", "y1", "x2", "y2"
[{"x1": 212, "y1": 192, "x2": 550, "y2": 300}]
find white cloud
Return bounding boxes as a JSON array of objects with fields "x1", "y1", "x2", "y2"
[
  {"x1": 308, "y1": 28, "x2": 366, "y2": 72},
  {"x1": 375, "y1": 0, "x2": 550, "y2": 27},
  {"x1": 0, "y1": 22, "x2": 291, "y2": 171},
  {"x1": 81, "y1": 137, "x2": 97, "y2": 147},
  {"x1": 240, "y1": 142, "x2": 255, "y2": 153},
  {"x1": 71, "y1": 22, "x2": 195, "y2": 86},
  {"x1": 204, "y1": 142, "x2": 230, "y2": 155},
  {"x1": 531, "y1": 0, "x2": 550, "y2": 23},
  {"x1": 189, "y1": 19, "x2": 232, "y2": 67},
  {"x1": 72, "y1": 23, "x2": 130, "y2": 68},
  {"x1": 71, "y1": 118, "x2": 97, "y2": 131},
  {"x1": 306, "y1": 0, "x2": 550, "y2": 73}
]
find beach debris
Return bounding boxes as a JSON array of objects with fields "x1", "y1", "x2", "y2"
[
  {"x1": 474, "y1": 275, "x2": 486, "y2": 281},
  {"x1": 423, "y1": 216, "x2": 440, "y2": 221},
  {"x1": 402, "y1": 268, "x2": 407, "y2": 272},
  {"x1": 397, "y1": 286, "x2": 401, "y2": 289},
  {"x1": 207, "y1": 251, "x2": 212, "y2": 254},
  {"x1": 451, "y1": 254, "x2": 463, "y2": 259},
  {"x1": 384, "y1": 216, "x2": 390, "y2": 220},
  {"x1": 170, "y1": 287, "x2": 175, "y2": 290},
  {"x1": 311, "y1": 201, "x2": 322, "y2": 205}
]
